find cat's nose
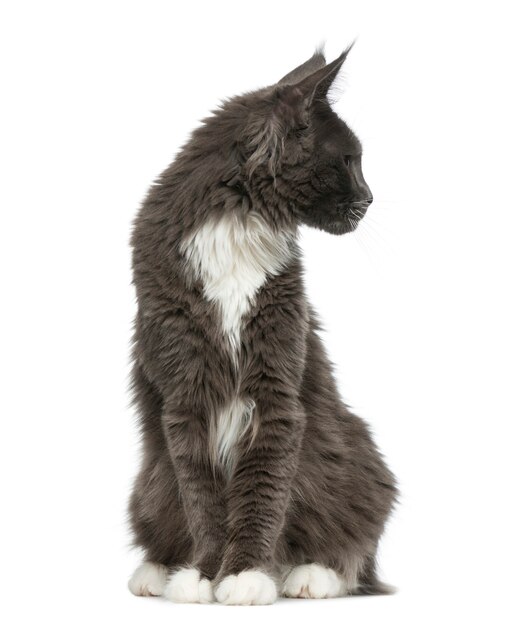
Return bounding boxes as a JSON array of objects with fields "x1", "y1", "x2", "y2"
[{"x1": 351, "y1": 196, "x2": 373, "y2": 210}]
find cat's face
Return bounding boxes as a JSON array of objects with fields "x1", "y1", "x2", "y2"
[
  {"x1": 295, "y1": 100, "x2": 373, "y2": 235},
  {"x1": 244, "y1": 48, "x2": 372, "y2": 235}
]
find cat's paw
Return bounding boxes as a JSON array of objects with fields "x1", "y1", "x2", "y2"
[
  {"x1": 164, "y1": 567, "x2": 213, "y2": 603},
  {"x1": 282, "y1": 564, "x2": 346, "y2": 599},
  {"x1": 128, "y1": 561, "x2": 168, "y2": 597},
  {"x1": 214, "y1": 570, "x2": 277, "y2": 605}
]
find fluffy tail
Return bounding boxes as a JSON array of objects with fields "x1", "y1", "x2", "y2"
[{"x1": 356, "y1": 555, "x2": 396, "y2": 596}]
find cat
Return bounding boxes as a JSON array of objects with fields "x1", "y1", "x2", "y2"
[{"x1": 128, "y1": 46, "x2": 397, "y2": 605}]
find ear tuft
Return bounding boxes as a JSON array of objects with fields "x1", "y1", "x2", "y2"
[
  {"x1": 294, "y1": 44, "x2": 354, "y2": 103},
  {"x1": 278, "y1": 48, "x2": 327, "y2": 85}
]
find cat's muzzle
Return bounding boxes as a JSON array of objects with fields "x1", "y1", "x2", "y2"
[{"x1": 336, "y1": 198, "x2": 373, "y2": 229}]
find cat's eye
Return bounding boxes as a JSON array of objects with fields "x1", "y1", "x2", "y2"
[{"x1": 343, "y1": 155, "x2": 351, "y2": 166}]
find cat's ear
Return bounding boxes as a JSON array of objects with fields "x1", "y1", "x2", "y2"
[
  {"x1": 244, "y1": 48, "x2": 352, "y2": 178},
  {"x1": 276, "y1": 46, "x2": 353, "y2": 125},
  {"x1": 277, "y1": 48, "x2": 326, "y2": 85},
  {"x1": 293, "y1": 45, "x2": 352, "y2": 104}
]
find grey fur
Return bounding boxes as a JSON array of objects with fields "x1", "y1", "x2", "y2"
[{"x1": 129, "y1": 47, "x2": 397, "y2": 598}]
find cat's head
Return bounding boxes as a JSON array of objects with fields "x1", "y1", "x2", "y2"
[{"x1": 240, "y1": 47, "x2": 372, "y2": 235}]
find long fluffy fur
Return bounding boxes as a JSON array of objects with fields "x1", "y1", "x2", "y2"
[{"x1": 128, "y1": 48, "x2": 397, "y2": 604}]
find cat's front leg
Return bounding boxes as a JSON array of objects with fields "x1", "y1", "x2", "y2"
[
  {"x1": 215, "y1": 394, "x2": 305, "y2": 605},
  {"x1": 161, "y1": 395, "x2": 227, "y2": 603}
]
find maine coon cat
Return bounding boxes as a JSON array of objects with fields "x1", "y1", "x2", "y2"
[{"x1": 128, "y1": 46, "x2": 397, "y2": 605}]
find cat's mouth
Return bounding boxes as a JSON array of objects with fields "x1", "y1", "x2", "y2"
[
  {"x1": 333, "y1": 198, "x2": 373, "y2": 233},
  {"x1": 335, "y1": 204, "x2": 366, "y2": 233},
  {"x1": 300, "y1": 199, "x2": 372, "y2": 235}
]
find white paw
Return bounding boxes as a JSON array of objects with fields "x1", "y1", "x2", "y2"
[
  {"x1": 215, "y1": 570, "x2": 277, "y2": 605},
  {"x1": 128, "y1": 561, "x2": 168, "y2": 597},
  {"x1": 163, "y1": 567, "x2": 213, "y2": 603},
  {"x1": 282, "y1": 564, "x2": 347, "y2": 599}
]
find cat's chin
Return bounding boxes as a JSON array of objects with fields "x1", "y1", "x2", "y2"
[
  {"x1": 299, "y1": 217, "x2": 358, "y2": 236},
  {"x1": 299, "y1": 211, "x2": 361, "y2": 235},
  {"x1": 325, "y1": 221, "x2": 359, "y2": 235},
  {"x1": 313, "y1": 219, "x2": 360, "y2": 235}
]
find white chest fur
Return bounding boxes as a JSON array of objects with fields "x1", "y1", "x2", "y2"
[
  {"x1": 181, "y1": 211, "x2": 294, "y2": 473},
  {"x1": 181, "y1": 211, "x2": 294, "y2": 352}
]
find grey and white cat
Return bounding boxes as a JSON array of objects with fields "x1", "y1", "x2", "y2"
[{"x1": 128, "y1": 47, "x2": 397, "y2": 605}]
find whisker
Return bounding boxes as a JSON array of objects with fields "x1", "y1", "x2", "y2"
[
  {"x1": 364, "y1": 213, "x2": 395, "y2": 236},
  {"x1": 359, "y1": 219, "x2": 397, "y2": 255},
  {"x1": 352, "y1": 229, "x2": 381, "y2": 274}
]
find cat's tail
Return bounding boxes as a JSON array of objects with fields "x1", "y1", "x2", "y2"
[
  {"x1": 356, "y1": 555, "x2": 397, "y2": 595},
  {"x1": 357, "y1": 578, "x2": 397, "y2": 595}
]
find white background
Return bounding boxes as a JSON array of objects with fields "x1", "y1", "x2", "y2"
[{"x1": 1, "y1": 1, "x2": 522, "y2": 624}]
